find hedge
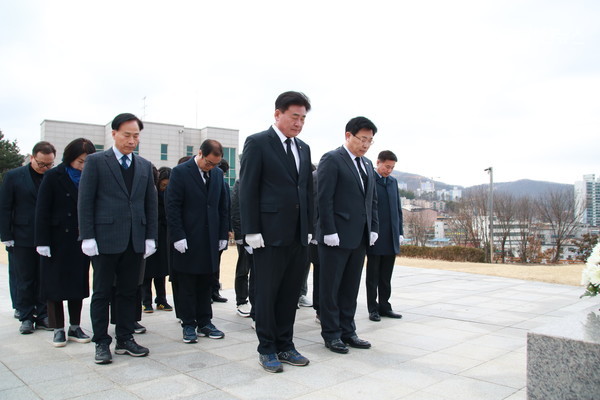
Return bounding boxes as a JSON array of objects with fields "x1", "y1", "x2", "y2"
[{"x1": 400, "y1": 245, "x2": 486, "y2": 263}]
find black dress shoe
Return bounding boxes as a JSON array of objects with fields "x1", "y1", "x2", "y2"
[
  {"x1": 324, "y1": 338, "x2": 349, "y2": 354},
  {"x1": 212, "y1": 293, "x2": 228, "y2": 303},
  {"x1": 342, "y1": 335, "x2": 371, "y2": 349},
  {"x1": 381, "y1": 310, "x2": 403, "y2": 319},
  {"x1": 369, "y1": 311, "x2": 381, "y2": 322}
]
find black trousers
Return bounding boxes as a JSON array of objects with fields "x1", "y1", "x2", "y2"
[
  {"x1": 365, "y1": 254, "x2": 396, "y2": 314},
  {"x1": 176, "y1": 272, "x2": 212, "y2": 328},
  {"x1": 141, "y1": 276, "x2": 167, "y2": 306},
  {"x1": 13, "y1": 246, "x2": 46, "y2": 322},
  {"x1": 253, "y1": 242, "x2": 306, "y2": 355},
  {"x1": 47, "y1": 299, "x2": 83, "y2": 328},
  {"x1": 234, "y1": 244, "x2": 255, "y2": 306},
  {"x1": 90, "y1": 242, "x2": 142, "y2": 344},
  {"x1": 309, "y1": 243, "x2": 321, "y2": 315},
  {"x1": 110, "y1": 285, "x2": 142, "y2": 324},
  {"x1": 318, "y1": 240, "x2": 366, "y2": 341},
  {"x1": 7, "y1": 250, "x2": 19, "y2": 310}
]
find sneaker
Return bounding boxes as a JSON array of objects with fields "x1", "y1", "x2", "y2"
[
  {"x1": 236, "y1": 303, "x2": 251, "y2": 318},
  {"x1": 35, "y1": 317, "x2": 53, "y2": 331},
  {"x1": 19, "y1": 320, "x2": 34, "y2": 334},
  {"x1": 156, "y1": 303, "x2": 173, "y2": 311},
  {"x1": 53, "y1": 330, "x2": 67, "y2": 347},
  {"x1": 68, "y1": 327, "x2": 91, "y2": 343},
  {"x1": 277, "y1": 349, "x2": 309, "y2": 366},
  {"x1": 197, "y1": 323, "x2": 224, "y2": 339},
  {"x1": 95, "y1": 343, "x2": 112, "y2": 364},
  {"x1": 13, "y1": 309, "x2": 20, "y2": 319},
  {"x1": 259, "y1": 353, "x2": 283, "y2": 373},
  {"x1": 134, "y1": 321, "x2": 146, "y2": 334},
  {"x1": 298, "y1": 295, "x2": 312, "y2": 307},
  {"x1": 115, "y1": 338, "x2": 149, "y2": 357},
  {"x1": 211, "y1": 293, "x2": 228, "y2": 303},
  {"x1": 182, "y1": 325, "x2": 198, "y2": 343},
  {"x1": 143, "y1": 304, "x2": 154, "y2": 313}
]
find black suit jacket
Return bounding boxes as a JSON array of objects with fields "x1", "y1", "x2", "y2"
[
  {"x1": 166, "y1": 157, "x2": 229, "y2": 274},
  {"x1": 317, "y1": 146, "x2": 378, "y2": 249},
  {"x1": 240, "y1": 127, "x2": 314, "y2": 246},
  {"x1": 0, "y1": 165, "x2": 39, "y2": 246}
]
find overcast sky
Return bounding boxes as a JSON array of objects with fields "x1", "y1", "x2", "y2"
[{"x1": 1, "y1": 1, "x2": 598, "y2": 187}]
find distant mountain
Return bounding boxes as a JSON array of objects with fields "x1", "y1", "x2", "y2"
[
  {"x1": 465, "y1": 179, "x2": 573, "y2": 198},
  {"x1": 390, "y1": 172, "x2": 572, "y2": 198},
  {"x1": 390, "y1": 171, "x2": 462, "y2": 192}
]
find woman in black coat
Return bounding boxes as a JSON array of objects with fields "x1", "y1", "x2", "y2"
[
  {"x1": 35, "y1": 138, "x2": 96, "y2": 347},
  {"x1": 142, "y1": 166, "x2": 172, "y2": 312}
]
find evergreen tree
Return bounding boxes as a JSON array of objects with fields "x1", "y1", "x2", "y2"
[{"x1": 0, "y1": 131, "x2": 25, "y2": 184}]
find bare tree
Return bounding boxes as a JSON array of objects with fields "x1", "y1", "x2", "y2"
[
  {"x1": 536, "y1": 189, "x2": 584, "y2": 263},
  {"x1": 514, "y1": 196, "x2": 538, "y2": 263},
  {"x1": 446, "y1": 188, "x2": 489, "y2": 251},
  {"x1": 404, "y1": 209, "x2": 436, "y2": 246},
  {"x1": 494, "y1": 192, "x2": 516, "y2": 263}
]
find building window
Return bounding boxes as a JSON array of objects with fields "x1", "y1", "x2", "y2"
[
  {"x1": 161, "y1": 144, "x2": 168, "y2": 161},
  {"x1": 95, "y1": 144, "x2": 104, "y2": 151},
  {"x1": 222, "y1": 147, "x2": 236, "y2": 189},
  {"x1": 186, "y1": 145, "x2": 194, "y2": 156}
]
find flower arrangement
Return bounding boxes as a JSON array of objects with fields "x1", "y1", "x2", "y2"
[{"x1": 581, "y1": 242, "x2": 600, "y2": 298}]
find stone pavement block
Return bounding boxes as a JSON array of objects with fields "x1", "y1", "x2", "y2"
[
  {"x1": 28, "y1": 372, "x2": 114, "y2": 400},
  {"x1": 0, "y1": 385, "x2": 41, "y2": 400},
  {"x1": 420, "y1": 375, "x2": 518, "y2": 400},
  {"x1": 127, "y1": 374, "x2": 214, "y2": 399},
  {"x1": 460, "y1": 351, "x2": 526, "y2": 389}
]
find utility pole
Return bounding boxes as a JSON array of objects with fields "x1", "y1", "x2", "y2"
[{"x1": 484, "y1": 167, "x2": 494, "y2": 263}]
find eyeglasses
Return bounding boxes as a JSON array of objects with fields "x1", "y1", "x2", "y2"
[
  {"x1": 34, "y1": 159, "x2": 54, "y2": 169},
  {"x1": 352, "y1": 135, "x2": 374, "y2": 145},
  {"x1": 202, "y1": 157, "x2": 220, "y2": 168}
]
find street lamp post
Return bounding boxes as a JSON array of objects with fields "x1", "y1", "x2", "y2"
[{"x1": 484, "y1": 167, "x2": 494, "y2": 263}]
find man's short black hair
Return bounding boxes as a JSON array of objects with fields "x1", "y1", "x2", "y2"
[
  {"x1": 62, "y1": 138, "x2": 96, "y2": 164},
  {"x1": 345, "y1": 116, "x2": 377, "y2": 136},
  {"x1": 32, "y1": 141, "x2": 56, "y2": 156},
  {"x1": 200, "y1": 139, "x2": 223, "y2": 157},
  {"x1": 377, "y1": 150, "x2": 397, "y2": 162},
  {"x1": 275, "y1": 91, "x2": 311, "y2": 113},
  {"x1": 111, "y1": 113, "x2": 144, "y2": 131}
]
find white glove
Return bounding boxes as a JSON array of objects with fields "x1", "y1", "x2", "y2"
[
  {"x1": 3, "y1": 240, "x2": 14, "y2": 247},
  {"x1": 370, "y1": 232, "x2": 379, "y2": 246},
  {"x1": 218, "y1": 240, "x2": 228, "y2": 251},
  {"x1": 245, "y1": 233, "x2": 265, "y2": 249},
  {"x1": 81, "y1": 238, "x2": 99, "y2": 257},
  {"x1": 174, "y1": 238, "x2": 188, "y2": 254},
  {"x1": 399, "y1": 235, "x2": 404, "y2": 244},
  {"x1": 310, "y1": 239, "x2": 318, "y2": 245},
  {"x1": 144, "y1": 239, "x2": 156, "y2": 259},
  {"x1": 244, "y1": 245, "x2": 253, "y2": 255},
  {"x1": 235, "y1": 239, "x2": 243, "y2": 245},
  {"x1": 36, "y1": 246, "x2": 51, "y2": 257},
  {"x1": 324, "y1": 233, "x2": 340, "y2": 247},
  {"x1": 307, "y1": 234, "x2": 312, "y2": 243}
]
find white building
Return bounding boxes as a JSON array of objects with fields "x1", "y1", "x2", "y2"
[
  {"x1": 41, "y1": 119, "x2": 240, "y2": 188},
  {"x1": 575, "y1": 174, "x2": 600, "y2": 227}
]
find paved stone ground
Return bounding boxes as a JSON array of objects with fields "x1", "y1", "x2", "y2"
[{"x1": 0, "y1": 262, "x2": 595, "y2": 400}]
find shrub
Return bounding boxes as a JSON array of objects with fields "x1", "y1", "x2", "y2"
[{"x1": 400, "y1": 245, "x2": 486, "y2": 263}]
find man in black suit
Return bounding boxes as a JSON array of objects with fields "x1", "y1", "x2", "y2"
[
  {"x1": 78, "y1": 113, "x2": 158, "y2": 364},
  {"x1": 167, "y1": 139, "x2": 229, "y2": 344},
  {"x1": 240, "y1": 91, "x2": 314, "y2": 373},
  {"x1": 317, "y1": 116, "x2": 379, "y2": 354},
  {"x1": 0, "y1": 141, "x2": 56, "y2": 334},
  {"x1": 366, "y1": 150, "x2": 404, "y2": 322}
]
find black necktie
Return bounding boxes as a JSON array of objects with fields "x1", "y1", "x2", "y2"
[
  {"x1": 285, "y1": 138, "x2": 298, "y2": 177},
  {"x1": 120, "y1": 155, "x2": 129, "y2": 170},
  {"x1": 203, "y1": 170, "x2": 210, "y2": 188},
  {"x1": 355, "y1": 157, "x2": 367, "y2": 187}
]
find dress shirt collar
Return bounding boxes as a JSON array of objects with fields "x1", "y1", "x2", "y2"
[
  {"x1": 112, "y1": 146, "x2": 131, "y2": 162},
  {"x1": 272, "y1": 125, "x2": 295, "y2": 147},
  {"x1": 343, "y1": 144, "x2": 360, "y2": 160}
]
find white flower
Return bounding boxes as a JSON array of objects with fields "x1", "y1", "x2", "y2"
[
  {"x1": 588, "y1": 243, "x2": 600, "y2": 266},
  {"x1": 588, "y1": 264, "x2": 600, "y2": 286}
]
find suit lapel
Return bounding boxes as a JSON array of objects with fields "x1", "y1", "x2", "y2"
[
  {"x1": 130, "y1": 154, "x2": 142, "y2": 197},
  {"x1": 187, "y1": 157, "x2": 207, "y2": 195},
  {"x1": 104, "y1": 148, "x2": 129, "y2": 196},
  {"x1": 338, "y1": 147, "x2": 364, "y2": 194},
  {"x1": 267, "y1": 128, "x2": 297, "y2": 181},
  {"x1": 21, "y1": 165, "x2": 38, "y2": 199}
]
